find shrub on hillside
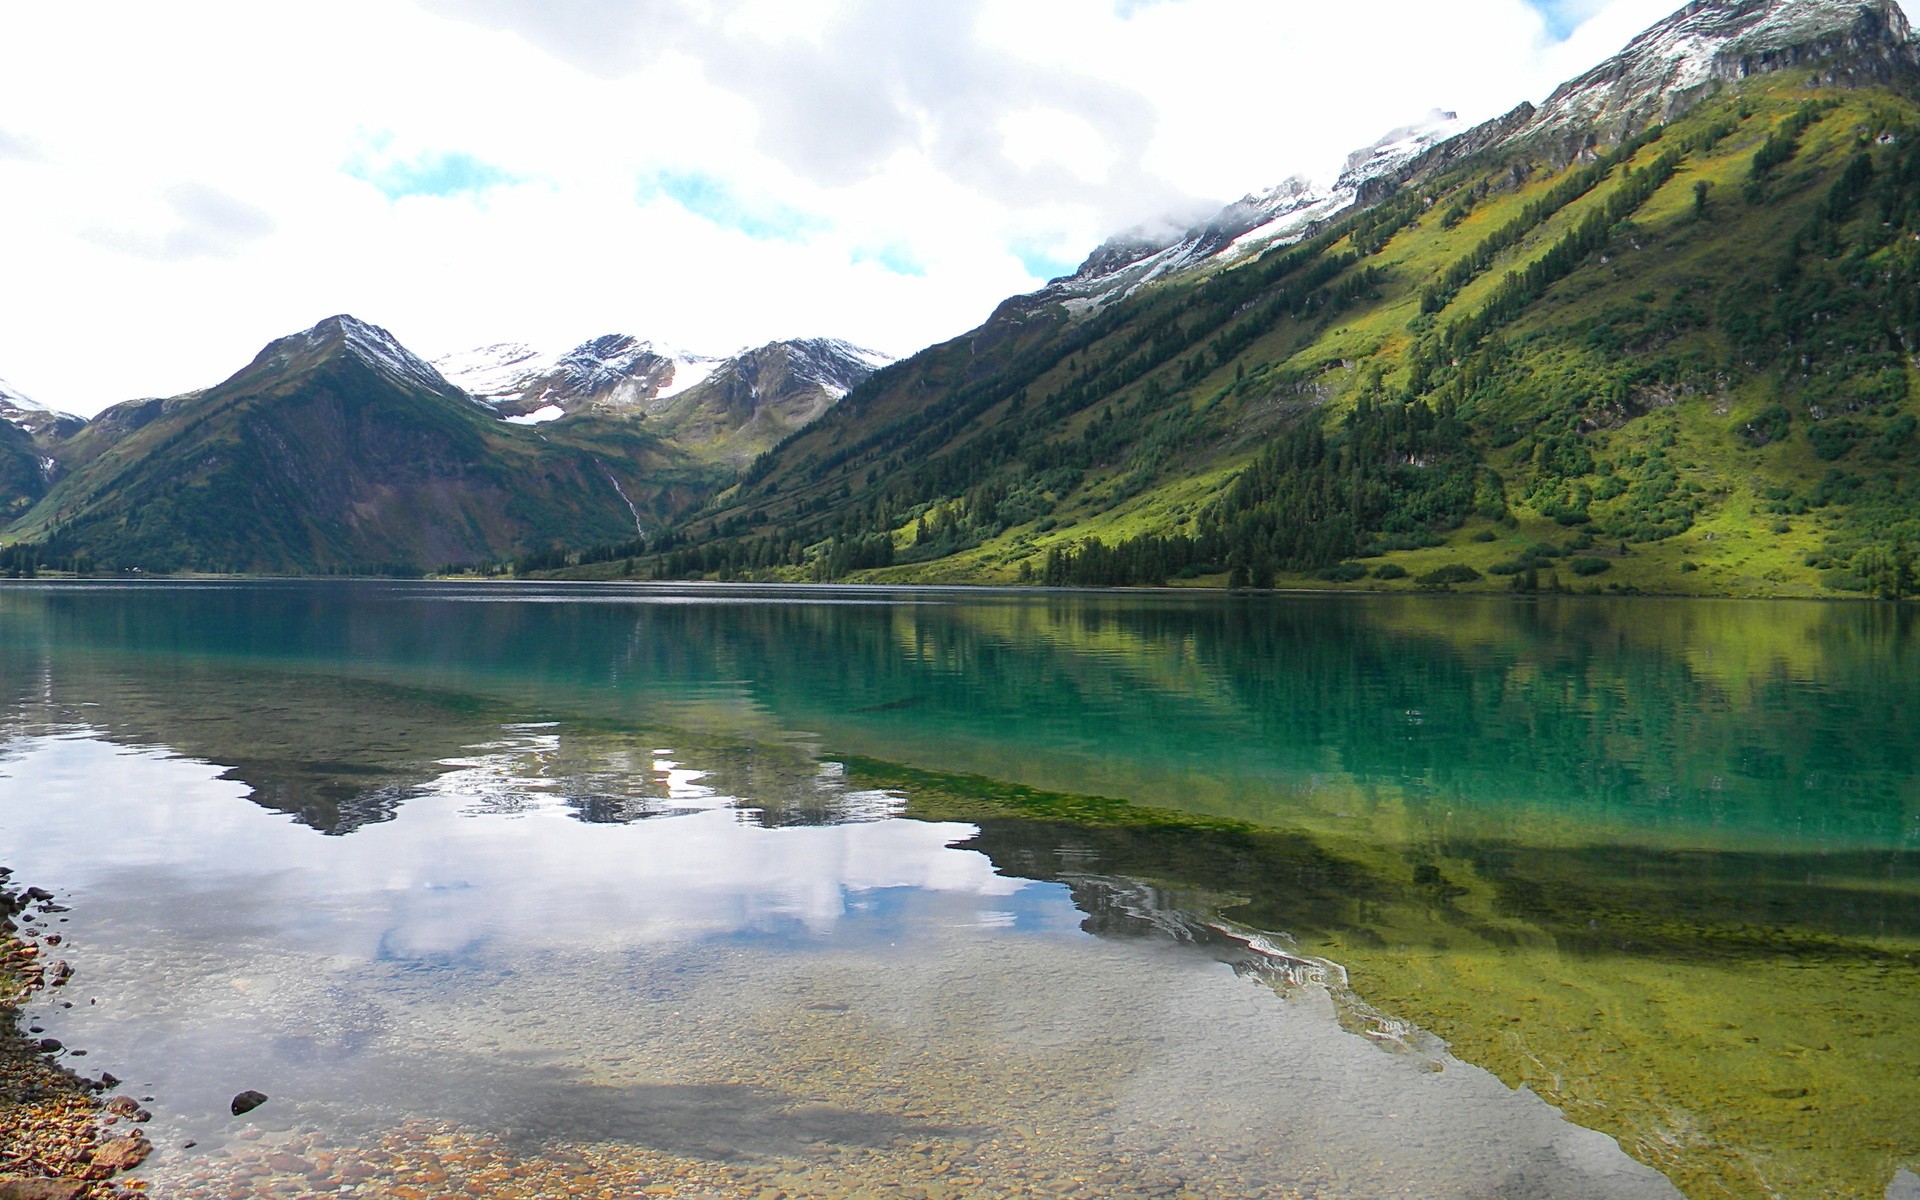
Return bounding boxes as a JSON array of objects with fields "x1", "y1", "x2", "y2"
[{"x1": 1417, "y1": 564, "x2": 1482, "y2": 587}]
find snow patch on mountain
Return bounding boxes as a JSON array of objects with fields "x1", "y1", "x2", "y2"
[
  {"x1": 550, "y1": 335, "x2": 677, "y2": 399},
  {"x1": 504, "y1": 404, "x2": 566, "y2": 426},
  {"x1": 654, "y1": 353, "x2": 729, "y2": 401},
  {"x1": 436, "y1": 335, "x2": 718, "y2": 415}
]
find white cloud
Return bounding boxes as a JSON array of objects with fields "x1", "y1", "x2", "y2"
[{"x1": 0, "y1": 0, "x2": 1909, "y2": 416}]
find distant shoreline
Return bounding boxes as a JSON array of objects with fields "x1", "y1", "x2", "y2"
[{"x1": 0, "y1": 572, "x2": 1900, "y2": 603}]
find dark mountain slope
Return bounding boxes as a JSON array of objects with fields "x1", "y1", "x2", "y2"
[
  {"x1": 7, "y1": 316, "x2": 714, "y2": 572},
  {"x1": 587, "y1": 0, "x2": 1920, "y2": 599}
]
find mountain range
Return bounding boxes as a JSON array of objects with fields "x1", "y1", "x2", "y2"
[
  {"x1": 0, "y1": 322, "x2": 887, "y2": 573},
  {"x1": 4, "y1": 0, "x2": 1920, "y2": 598}
]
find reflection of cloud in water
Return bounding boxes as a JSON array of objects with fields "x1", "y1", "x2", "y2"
[{"x1": 0, "y1": 731, "x2": 1024, "y2": 967}]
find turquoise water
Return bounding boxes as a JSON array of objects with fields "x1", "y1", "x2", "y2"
[{"x1": 1, "y1": 580, "x2": 1916, "y2": 1198}]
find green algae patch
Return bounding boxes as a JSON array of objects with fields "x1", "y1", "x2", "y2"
[{"x1": 848, "y1": 756, "x2": 1920, "y2": 1200}]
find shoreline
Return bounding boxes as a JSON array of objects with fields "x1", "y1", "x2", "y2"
[
  {"x1": 0, "y1": 571, "x2": 1906, "y2": 605},
  {"x1": 0, "y1": 873, "x2": 143, "y2": 1199}
]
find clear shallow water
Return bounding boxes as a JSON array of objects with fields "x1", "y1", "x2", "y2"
[{"x1": 1, "y1": 581, "x2": 1917, "y2": 1198}]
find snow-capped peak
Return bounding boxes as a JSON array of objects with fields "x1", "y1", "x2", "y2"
[
  {"x1": 432, "y1": 333, "x2": 892, "y2": 432},
  {"x1": 554, "y1": 334, "x2": 730, "y2": 403},
  {"x1": 1040, "y1": 111, "x2": 1465, "y2": 315},
  {"x1": 1334, "y1": 110, "x2": 1467, "y2": 191},
  {"x1": 266, "y1": 315, "x2": 453, "y2": 395},
  {"x1": 431, "y1": 342, "x2": 556, "y2": 401},
  {"x1": 0, "y1": 377, "x2": 47, "y2": 413},
  {"x1": 0, "y1": 376, "x2": 87, "y2": 438}
]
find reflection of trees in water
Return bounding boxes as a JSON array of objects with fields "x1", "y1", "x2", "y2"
[
  {"x1": 4, "y1": 584, "x2": 1919, "y2": 842},
  {"x1": 646, "y1": 593, "x2": 1920, "y2": 843},
  {"x1": 0, "y1": 615, "x2": 905, "y2": 837},
  {"x1": 955, "y1": 811, "x2": 1920, "y2": 964},
  {"x1": 943, "y1": 792, "x2": 1920, "y2": 1199}
]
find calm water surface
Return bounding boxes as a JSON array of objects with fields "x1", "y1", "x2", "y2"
[{"x1": 1, "y1": 581, "x2": 1917, "y2": 1199}]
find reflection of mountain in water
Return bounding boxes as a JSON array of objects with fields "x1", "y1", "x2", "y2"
[
  {"x1": 948, "y1": 806, "x2": 1920, "y2": 969},
  {"x1": 11, "y1": 581, "x2": 1919, "y2": 844},
  {"x1": 1059, "y1": 872, "x2": 1447, "y2": 1062},
  {"x1": 0, "y1": 637, "x2": 903, "y2": 835}
]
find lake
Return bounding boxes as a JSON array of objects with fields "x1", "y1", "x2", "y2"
[{"x1": 1, "y1": 580, "x2": 1916, "y2": 1199}]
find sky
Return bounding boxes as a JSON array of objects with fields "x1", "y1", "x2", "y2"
[{"x1": 1, "y1": 0, "x2": 1906, "y2": 416}]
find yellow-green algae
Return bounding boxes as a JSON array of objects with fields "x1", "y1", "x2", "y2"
[{"x1": 854, "y1": 757, "x2": 1920, "y2": 1199}]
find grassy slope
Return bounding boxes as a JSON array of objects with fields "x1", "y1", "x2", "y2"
[
  {"x1": 596, "y1": 72, "x2": 1919, "y2": 596},
  {"x1": 949, "y1": 81, "x2": 1906, "y2": 592}
]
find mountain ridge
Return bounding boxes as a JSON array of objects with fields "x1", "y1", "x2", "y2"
[
  {"x1": 3, "y1": 314, "x2": 708, "y2": 572},
  {"x1": 1524, "y1": 0, "x2": 1919, "y2": 143},
  {"x1": 434, "y1": 333, "x2": 891, "y2": 465}
]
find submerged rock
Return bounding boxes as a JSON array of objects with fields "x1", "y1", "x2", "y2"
[
  {"x1": 231, "y1": 1089, "x2": 269, "y2": 1116},
  {"x1": 87, "y1": 1135, "x2": 150, "y2": 1176}
]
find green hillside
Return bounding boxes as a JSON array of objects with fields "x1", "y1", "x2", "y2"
[{"x1": 565, "y1": 65, "x2": 1920, "y2": 598}]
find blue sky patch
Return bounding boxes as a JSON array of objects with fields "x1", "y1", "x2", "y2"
[
  {"x1": 1014, "y1": 243, "x2": 1081, "y2": 283},
  {"x1": 643, "y1": 170, "x2": 827, "y2": 244},
  {"x1": 852, "y1": 243, "x2": 926, "y2": 277},
  {"x1": 1522, "y1": 0, "x2": 1590, "y2": 40},
  {"x1": 346, "y1": 142, "x2": 520, "y2": 201}
]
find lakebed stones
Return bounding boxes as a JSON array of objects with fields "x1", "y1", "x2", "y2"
[
  {"x1": 1, "y1": 877, "x2": 146, "y2": 1197},
  {"x1": 0, "y1": 1179, "x2": 89, "y2": 1200}
]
